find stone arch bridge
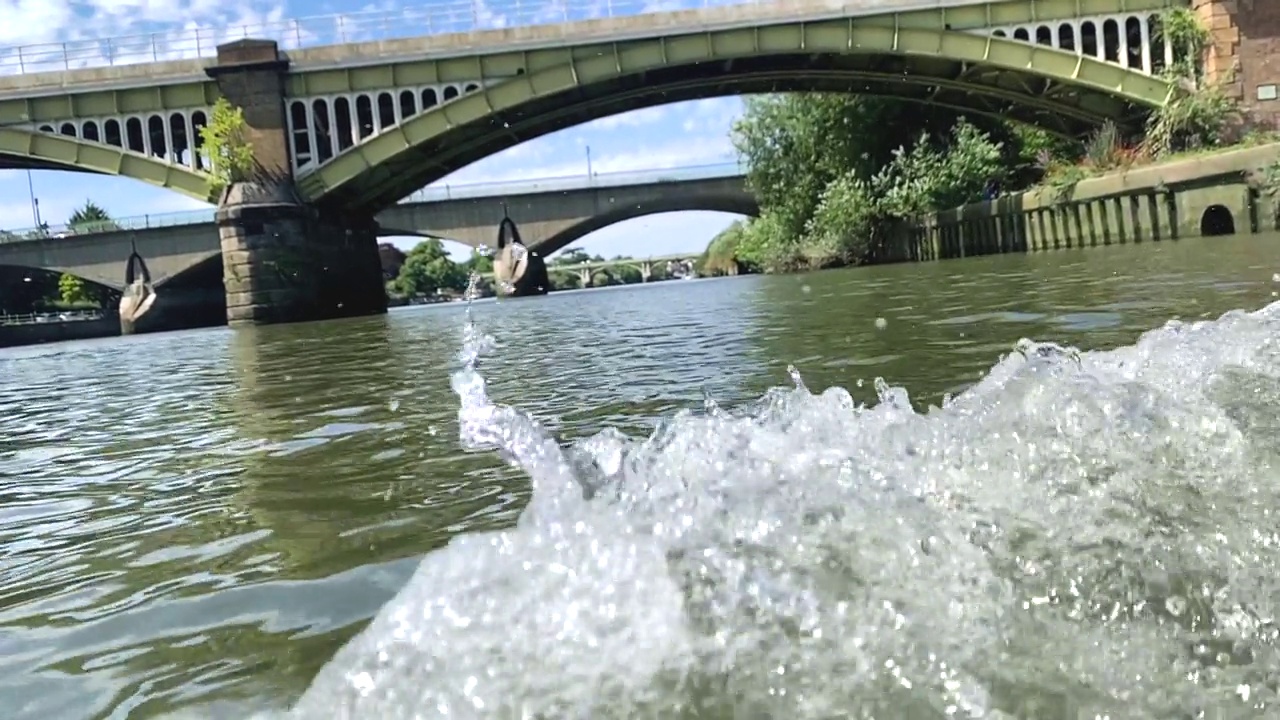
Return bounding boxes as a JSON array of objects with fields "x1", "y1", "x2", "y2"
[{"x1": 0, "y1": 171, "x2": 750, "y2": 290}]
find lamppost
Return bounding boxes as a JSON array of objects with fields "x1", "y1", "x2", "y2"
[
  {"x1": 586, "y1": 145, "x2": 593, "y2": 181},
  {"x1": 26, "y1": 170, "x2": 42, "y2": 229}
]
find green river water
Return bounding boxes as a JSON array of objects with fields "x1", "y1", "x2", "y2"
[{"x1": 2, "y1": 236, "x2": 1279, "y2": 719}]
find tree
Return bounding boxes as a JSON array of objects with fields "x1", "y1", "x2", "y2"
[
  {"x1": 199, "y1": 97, "x2": 256, "y2": 190},
  {"x1": 612, "y1": 265, "x2": 643, "y2": 284},
  {"x1": 727, "y1": 93, "x2": 1073, "y2": 272},
  {"x1": 68, "y1": 200, "x2": 118, "y2": 234},
  {"x1": 701, "y1": 220, "x2": 754, "y2": 276},
  {"x1": 463, "y1": 249, "x2": 494, "y2": 274},
  {"x1": 552, "y1": 248, "x2": 601, "y2": 266},
  {"x1": 393, "y1": 239, "x2": 467, "y2": 297},
  {"x1": 548, "y1": 270, "x2": 582, "y2": 291},
  {"x1": 58, "y1": 274, "x2": 89, "y2": 305}
]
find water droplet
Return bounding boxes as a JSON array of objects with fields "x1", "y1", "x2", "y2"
[
  {"x1": 800, "y1": 284, "x2": 811, "y2": 294},
  {"x1": 874, "y1": 317, "x2": 888, "y2": 330},
  {"x1": 1165, "y1": 595, "x2": 1187, "y2": 617},
  {"x1": 388, "y1": 399, "x2": 400, "y2": 412}
]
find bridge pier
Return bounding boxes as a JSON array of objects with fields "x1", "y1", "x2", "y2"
[
  {"x1": 208, "y1": 38, "x2": 386, "y2": 327},
  {"x1": 218, "y1": 182, "x2": 386, "y2": 326}
]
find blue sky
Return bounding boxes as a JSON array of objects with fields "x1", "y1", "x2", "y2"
[{"x1": 0, "y1": 0, "x2": 751, "y2": 261}]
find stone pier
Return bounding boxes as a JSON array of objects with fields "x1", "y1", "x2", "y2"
[
  {"x1": 217, "y1": 183, "x2": 387, "y2": 325},
  {"x1": 206, "y1": 39, "x2": 387, "y2": 327}
]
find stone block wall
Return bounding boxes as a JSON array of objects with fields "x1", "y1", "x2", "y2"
[{"x1": 218, "y1": 190, "x2": 387, "y2": 326}]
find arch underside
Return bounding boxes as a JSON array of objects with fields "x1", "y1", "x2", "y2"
[
  {"x1": 0, "y1": 128, "x2": 214, "y2": 203},
  {"x1": 299, "y1": 26, "x2": 1173, "y2": 213},
  {"x1": 0, "y1": 263, "x2": 121, "y2": 292},
  {"x1": 534, "y1": 195, "x2": 759, "y2": 258}
]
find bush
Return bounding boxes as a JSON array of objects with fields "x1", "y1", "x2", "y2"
[{"x1": 804, "y1": 172, "x2": 877, "y2": 268}]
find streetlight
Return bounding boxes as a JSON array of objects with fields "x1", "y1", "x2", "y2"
[
  {"x1": 586, "y1": 145, "x2": 593, "y2": 180},
  {"x1": 25, "y1": 170, "x2": 42, "y2": 228}
]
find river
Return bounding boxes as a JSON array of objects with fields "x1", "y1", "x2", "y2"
[{"x1": 1, "y1": 236, "x2": 1278, "y2": 719}]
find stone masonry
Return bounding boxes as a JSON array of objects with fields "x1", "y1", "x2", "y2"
[
  {"x1": 1193, "y1": 0, "x2": 1280, "y2": 129},
  {"x1": 216, "y1": 183, "x2": 386, "y2": 325},
  {"x1": 206, "y1": 39, "x2": 387, "y2": 326}
]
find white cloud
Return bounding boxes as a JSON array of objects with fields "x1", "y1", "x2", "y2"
[
  {"x1": 0, "y1": 0, "x2": 294, "y2": 73},
  {"x1": 587, "y1": 105, "x2": 672, "y2": 131}
]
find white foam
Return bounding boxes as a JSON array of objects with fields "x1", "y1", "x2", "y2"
[{"x1": 287, "y1": 300, "x2": 1280, "y2": 719}]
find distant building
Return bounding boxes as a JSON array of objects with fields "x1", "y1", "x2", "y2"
[{"x1": 378, "y1": 243, "x2": 406, "y2": 281}]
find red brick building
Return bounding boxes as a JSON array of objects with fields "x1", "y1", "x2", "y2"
[{"x1": 1194, "y1": 0, "x2": 1280, "y2": 129}]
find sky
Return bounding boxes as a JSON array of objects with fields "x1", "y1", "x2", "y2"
[{"x1": 0, "y1": 0, "x2": 753, "y2": 262}]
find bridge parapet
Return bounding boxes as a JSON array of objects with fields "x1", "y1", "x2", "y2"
[{"x1": 0, "y1": 0, "x2": 1185, "y2": 201}]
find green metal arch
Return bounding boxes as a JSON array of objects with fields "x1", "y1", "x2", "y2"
[
  {"x1": 298, "y1": 24, "x2": 1175, "y2": 210},
  {"x1": 0, "y1": 128, "x2": 215, "y2": 203}
]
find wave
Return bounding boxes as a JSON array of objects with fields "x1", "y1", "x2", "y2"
[{"x1": 280, "y1": 299, "x2": 1280, "y2": 719}]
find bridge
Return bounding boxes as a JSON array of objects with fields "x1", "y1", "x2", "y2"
[
  {"x1": 0, "y1": 163, "x2": 749, "y2": 289},
  {"x1": 0, "y1": 0, "x2": 1215, "y2": 327},
  {"x1": 542, "y1": 253, "x2": 703, "y2": 286}
]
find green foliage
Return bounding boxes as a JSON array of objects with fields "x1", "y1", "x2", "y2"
[
  {"x1": 58, "y1": 273, "x2": 88, "y2": 305},
  {"x1": 199, "y1": 97, "x2": 256, "y2": 190},
  {"x1": 874, "y1": 120, "x2": 1005, "y2": 218},
  {"x1": 731, "y1": 95, "x2": 1000, "y2": 243},
  {"x1": 465, "y1": 250, "x2": 494, "y2": 274},
  {"x1": 1155, "y1": 8, "x2": 1210, "y2": 86},
  {"x1": 804, "y1": 173, "x2": 877, "y2": 268},
  {"x1": 548, "y1": 270, "x2": 582, "y2": 290},
  {"x1": 1143, "y1": 9, "x2": 1237, "y2": 158},
  {"x1": 717, "y1": 108, "x2": 1010, "y2": 272},
  {"x1": 68, "y1": 200, "x2": 118, "y2": 233},
  {"x1": 717, "y1": 93, "x2": 1057, "y2": 273},
  {"x1": 735, "y1": 210, "x2": 801, "y2": 272},
  {"x1": 392, "y1": 239, "x2": 468, "y2": 297},
  {"x1": 1144, "y1": 89, "x2": 1239, "y2": 158},
  {"x1": 552, "y1": 248, "x2": 603, "y2": 266},
  {"x1": 701, "y1": 220, "x2": 753, "y2": 276}
]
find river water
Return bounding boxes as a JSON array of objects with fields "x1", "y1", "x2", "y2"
[{"x1": 1, "y1": 237, "x2": 1279, "y2": 719}]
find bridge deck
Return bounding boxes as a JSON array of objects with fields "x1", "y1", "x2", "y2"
[{"x1": 0, "y1": 0, "x2": 1173, "y2": 98}]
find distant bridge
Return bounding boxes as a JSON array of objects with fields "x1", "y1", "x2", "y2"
[
  {"x1": 541, "y1": 253, "x2": 702, "y2": 285},
  {"x1": 0, "y1": 162, "x2": 749, "y2": 289}
]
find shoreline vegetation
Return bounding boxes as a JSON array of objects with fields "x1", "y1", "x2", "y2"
[
  {"x1": 700, "y1": 8, "x2": 1280, "y2": 278},
  {"x1": 381, "y1": 244, "x2": 694, "y2": 305}
]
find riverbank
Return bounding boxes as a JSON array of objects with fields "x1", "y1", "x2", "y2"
[
  {"x1": 0, "y1": 315, "x2": 120, "y2": 349},
  {"x1": 910, "y1": 142, "x2": 1280, "y2": 260}
]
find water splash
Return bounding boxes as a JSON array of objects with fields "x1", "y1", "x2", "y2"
[{"x1": 287, "y1": 301, "x2": 1280, "y2": 719}]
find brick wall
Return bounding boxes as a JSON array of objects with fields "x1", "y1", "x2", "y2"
[{"x1": 1194, "y1": 0, "x2": 1280, "y2": 129}]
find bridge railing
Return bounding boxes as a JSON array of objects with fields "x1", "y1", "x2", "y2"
[
  {"x1": 0, "y1": 160, "x2": 745, "y2": 241},
  {"x1": 0, "y1": 0, "x2": 764, "y2": 76},
  {"x1": 401, "y1": 160, "x2": 745, "y2": 203},
  {"x1": 0, "y1": 309, "x2": 104, "y2": 326}
]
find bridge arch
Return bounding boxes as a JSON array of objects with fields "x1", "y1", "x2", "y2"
[
  {"x1": 535, "y1": 197, "x2": 759, "y2": 258},
  {"x1": 0, "y1": 128, "x2": 214, "y2": 203},
  {"x1": 0, "y1": 264, "x2": 120, "y2": 315},
  {"x1": 297, "y1": 24, "x2": 1175, "y2": 211}
]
